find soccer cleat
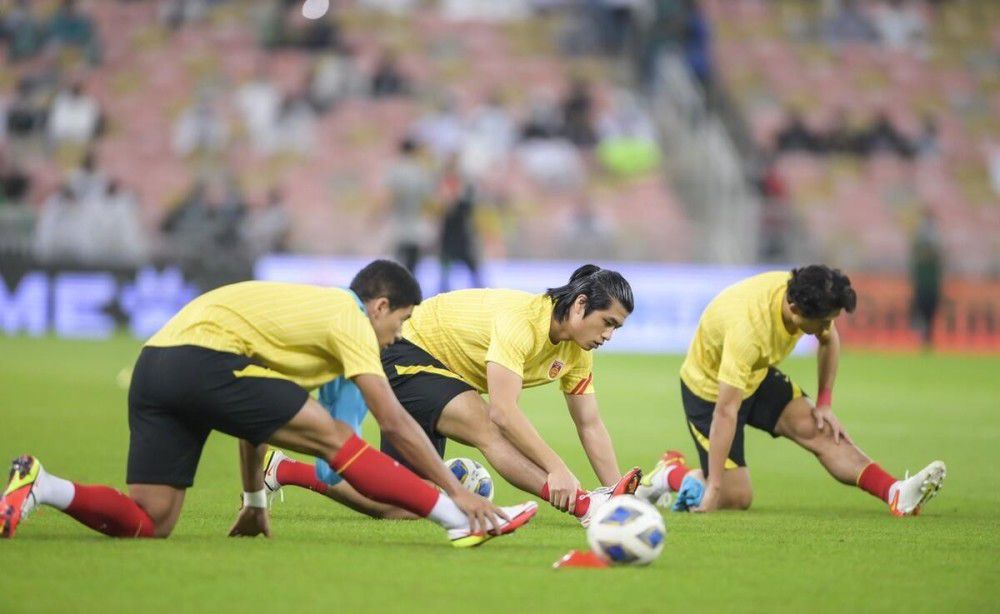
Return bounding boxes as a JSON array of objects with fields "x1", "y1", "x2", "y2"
[
  {"x1": 888, "y1": 460, "x2": 946, "y2": 517},
  {"x1": 0, "y1": 455, "x2": 42, "y2": 538},
  {"x1": 611, "y1": 466, "x2": 643, "y2": 497},
  {"x1": 578, "y1": 467, "x2": 644, "y2": 528},
  {"x1": 636, "y1": 451, "x2": 685, "y2": 504},
  {"x1": 449, "y1": 501, "x2": 538, "y2": 548},
  {"x1": 261, "y1": 448, "x2": 287, "y2": 506}
]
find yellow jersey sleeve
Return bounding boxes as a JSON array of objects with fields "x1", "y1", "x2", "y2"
[
  {"x1": 485, "y1": 310, "x2": 536, "y2": 379},
  {"x1": 327, "y1": 308, "x2": 385, "y2": 380},
  {"x1": 717, "y1": 326, "x2": 761, "y2": 392},
  {"x1": 561, "y1": 352, "x2": 595, "y2": 395}
]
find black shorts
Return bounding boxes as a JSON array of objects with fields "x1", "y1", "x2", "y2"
[
  {"x1": 682, "y1": 367, "x2": 807, "y2": 476},
  {"x1": 127, "y1": 345, "x2": 308, "y2": 488},
  {"x1": 378, "y1": 339, "x2": 476, "y2": 470}
]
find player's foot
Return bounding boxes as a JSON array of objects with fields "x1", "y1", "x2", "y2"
[
  {"x1": 0, "y1": 455, "x2": 42, "y2": 538},
  {"x1": 577, "y1": 467, "x2": 642, "y2": 528},
  {"x1": 262, "y1": 448, "x2": 288, "y2": 506},
  {"x1": 888, "y1": 460, "x2": 946, "y2": 517},
  {"x1": 636, "y1": 450, "x2": 686, "y2": 504},
  {"x1": 449, "y1": 501, "x2": 538, "y2": 548}
]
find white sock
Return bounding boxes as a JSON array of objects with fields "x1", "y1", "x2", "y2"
[
  {"x1": 426, "y1": 493, "x2": 467, "y2": 531},
  {"x1": 33, "y1": 466, "x2": 75, "y2": 511}
]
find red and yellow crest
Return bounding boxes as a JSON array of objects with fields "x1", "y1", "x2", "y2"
[{"x1": 547, "y1": 360, "x2": 565, "y2": 379}]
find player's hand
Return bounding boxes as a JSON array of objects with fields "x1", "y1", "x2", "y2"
[
  {"x1": 546, "y1": 467, "x2": 581, "y2": 513},
  {"x1": 451, "y1": 489, "x2": 509, "y2": 535},
  {"x1": 228, "y1": 506, "x2": 271, "y2": 538},
  {"x1": 692, "y1": 483, "x2": 721, "y2": 513},
  {"x1": 812, "y1": 404, "x2": 852, "y2": 445}
]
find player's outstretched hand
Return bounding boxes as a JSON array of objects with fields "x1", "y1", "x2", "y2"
[
  {"x1": 228, "y1": 506, "x2": 271, "y2": 538},
  {"x1": 691, "y1": 485, "x2": 720, "y2": 513},
  {"x1": 812, "y1": 405, "x2": 852, "y2": 445},
  {"x1": 545, "y1": 467, "x2": 581, "y2": 513},
  {"x1": 451, "y1": 489, "x2": 509, "y2": 535}
]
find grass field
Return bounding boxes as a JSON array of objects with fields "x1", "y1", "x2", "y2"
[{"x1": 1, "y1": 335, "x2": 998, "y2": 613}]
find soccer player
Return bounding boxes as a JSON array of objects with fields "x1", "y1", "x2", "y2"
[
  {"x1": 264, "y1": 264, "x2": 642, "y2": 525},
  {"x1": 0, "y1": 260, "x2": 536, "y2": 545},
  {"x1": 635, "y1": 265, "x2": 946, "y2": 515}
]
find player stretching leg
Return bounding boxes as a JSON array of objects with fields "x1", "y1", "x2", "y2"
[
  {"x1": 264, "y1": 265, "x2": 642, "y2": 526},
  {"x1": 1, "y1": 261, "x2": 535, "y2": 546},
  {"x1": 636, "y1": 266, "x2": 945, "y2": 515}
]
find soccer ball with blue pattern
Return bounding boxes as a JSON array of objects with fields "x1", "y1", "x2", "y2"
[
  {"x1": 586, "y1": 495, "x2": 666, "y2": 565},
  {"x1": 444, "y1": 457, "x2": 494, "y2": 501}
]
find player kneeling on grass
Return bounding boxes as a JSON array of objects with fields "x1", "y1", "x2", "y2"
[
  {"x1": 0, "y1": 260, "x2": 536, "y2": 546},
  {"x1": 261, "y1": 264, "x2": 642, "y2": 526},
  {"x1": 635, "y1": 265, "x2": 946, "y2": 516}
]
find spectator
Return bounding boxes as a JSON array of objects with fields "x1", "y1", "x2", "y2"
[
  {"x1": 2, "y1": 0, "x2": 46, "y2": 62},
  {"x1": 384, "y1": 138, "x2": 434, "y2": 274},
  {"x1": 46, "y1": 0, "x2": 101, "y2": 65},
  {"x1": 821, "y1": 0, "x2": 880, "y2": 45},
  {"x1": 873, "y1": 0, "x2": 928, "y2": 54},
  {"x1": 775, "y1": 110, "x2": 823, "y2": 154},
  {"x1": 561, "y1": 77, "x2": 597, "y2": 148},
  {"x1": 269, "y1": 94, "x2": 317, "y2": 155},
  {"x1": 520, "y1": 96, "x2": 563, "y2": 141},
  {"x1": 235, "y1": 63, "x2": 281, "y2": 151},
  {"x1": 596, "y1": 89, "x2": 661, "y2": 177},
  {"x1": 461, "y1": 91, "x2": 516, "y2": 181},
  {"x1": 0, "y1": 152, "x2": 30, "y2": 205},
  {"x1": 6, "y1": 79, "x2": 47, "y2": 141},
  {"x1": 821, "y1": 108, "x2": 864, "y2": 156},
  {"x1": 910, "y1": 208, "x2": 943, "y2": 349},
  {"x1": 371, "y1": 50, "x2": 411, "y2": 98},
  {"x1": 437, "y1": 156, "x2": 483, "y2": 292},
  {"x1": 860, "y1": 111, "x2": 914, "y2": 158},
  {"x1": 68, "y1": 150, "x2": 108, "y2": 203},
  {"x1": 306, "y1": 49, "x2": 364, "y2": 112},
  {"x1": 47, "y1": 82, "x2": 102, "y2": 146},
  {"x1": 160, "y1": 0, "x2": 210, "y2": 31},
  {"x1": 413, "y1": 94, "x2": 465, "y2": 159},
  {"x1": 33, "y1": 184, "x2": 82, "y2": 263},
  {"x1": 173, "y1": 89, "x2": 229, "y2": 157},
  {"x1": 241, "y1": 187, "x2": 291, "y2": 256}
]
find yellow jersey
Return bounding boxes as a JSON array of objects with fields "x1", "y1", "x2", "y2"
[
  {"x1": 403, "y1": 289, "x2": 595, "y2": 395},
  {"x1": 146, "y1": 281, "x2": 384, "y2": 390},
  {"x1": 680, "y1": 272, "x2": 804, "y2": 400}
]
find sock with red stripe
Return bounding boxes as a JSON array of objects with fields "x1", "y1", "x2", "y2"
[
  {"x1": 275, "y1": 457, "x2": 330, "y2": 494},
  {"x1": 539, "y1": 483, "x2": 592, "y2": 518},
  {"x1": 857, "y1": 463, "x2": 898, "y2": 503},
  {"x1": 63, "y1": 484, "x2": 156, "y2": 538},
  {"x1": 329, "y1": 434, "x2": 441, "y2": 519}
]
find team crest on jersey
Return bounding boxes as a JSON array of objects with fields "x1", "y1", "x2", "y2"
[{"x1": 547, "y1": 360, "x2": 565, "y2": 379}]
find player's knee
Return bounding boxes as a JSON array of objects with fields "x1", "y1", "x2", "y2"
[{"x1": 729, "y1": 490, "x2": 753, "y2": 510}]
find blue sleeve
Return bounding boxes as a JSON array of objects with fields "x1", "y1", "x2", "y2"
[{"x1": 315, "y1": 376, "x2": 370, "y2": 486}]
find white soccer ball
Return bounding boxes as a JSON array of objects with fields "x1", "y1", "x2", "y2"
[
  {"x1": 445, "y1": 457, "x2": 494, "y2": 501},
  {"x1": 586, "y1": 495, "x2": 666, "y2": 565}
]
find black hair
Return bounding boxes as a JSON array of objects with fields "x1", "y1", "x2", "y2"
[
  {"x1": 545, "y1": 264, "x2": 634, "y2": 321},
  {"x1": 786, "y1": 265, "x2": 857, "y2": 319},
  {"x1": 350, "y1": 259, "x2": 422, "y2": 310}
]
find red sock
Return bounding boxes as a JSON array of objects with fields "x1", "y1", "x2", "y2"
[
  {"x1": 539, "y1": 483, "x2": 592, "y2": 518},
  {"x1": 64, "y1": 484, "x2": 156, "y2": 538},
  {"x1": 276, "y1": 457, "x2": 329, "y2": 494},
  {"x1": 329, "y1": 434, "x2": 438, "y2": 517},
  {"x1": 857, "y1": 463, "x2": 898, "y2": 503},
  {"x1": 666, "y1": 462, "x2": 689, "y2": 492}
]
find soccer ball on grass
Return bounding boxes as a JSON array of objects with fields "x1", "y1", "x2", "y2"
[
  {"x1": 586, "y1": 495, "x2": 665, "y2": 565},
  {"x1": 445, "y1": 457, "x2": 494, "y2": 501}
]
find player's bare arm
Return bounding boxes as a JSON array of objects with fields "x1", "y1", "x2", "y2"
[
  {"x1": 694, "y1": 382, "x2": 742, "y2": 513},
  {"x1": 229, "y1": 440, "x2": 271, "y2": 537},
  {"x1": 564, "y1": 393, "x2": 621, "y2": 487},
  {"x1": 355, "y1": 373, "x2": 508, "y2": 533},
  {"x1": 486, "y1": 361, "x2": 581, "y2": 512},
  {"x1": 814, "y1": 323, "x2": 850, "y2": 444}
]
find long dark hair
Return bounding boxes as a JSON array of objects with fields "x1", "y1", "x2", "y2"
[
  {"x1": 786, "y1": 265, "x2": 857, "y2": 319},
  {"x1": 545, "y1": 264, "x2": 634, "y2": 321}
]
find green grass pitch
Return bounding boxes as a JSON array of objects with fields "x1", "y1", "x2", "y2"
[{"x1": 1, "y1": 335, "x2": 998, "y2": 613}]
